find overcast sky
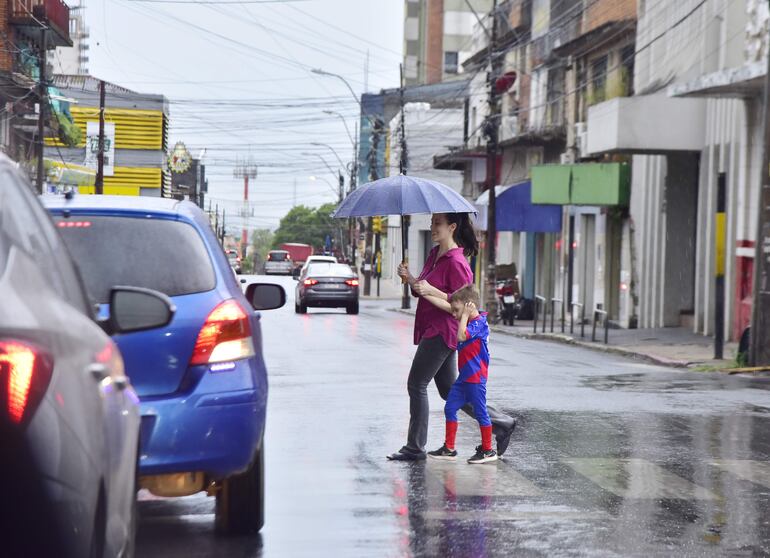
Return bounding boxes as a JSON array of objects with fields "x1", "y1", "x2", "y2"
[{"x1": 86, "y1": 0, "x2": 404, "y2": 231}]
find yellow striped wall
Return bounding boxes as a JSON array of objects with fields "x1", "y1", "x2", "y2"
[
  {"x1": 76, "y1": 167, "x2": 162, "y2": 195},
  {"x1": 47, "y1": 107, "x2": 166, "y2": 150}
]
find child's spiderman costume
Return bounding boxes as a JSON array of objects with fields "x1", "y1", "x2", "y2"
[{"x1": 443, "y1": 312, "x2": 493, "y2": 450}]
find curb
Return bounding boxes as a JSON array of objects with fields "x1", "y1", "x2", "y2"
[
  {"x1": 489, "y1": 326, "x2": 692, "y2": 368},
  {"x1": 390, "y1": 307, "x2": 691, "y2": 369}
]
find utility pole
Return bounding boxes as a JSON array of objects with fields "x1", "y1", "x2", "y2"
[
  {"x1": 484, "y1": 0, "x2": 501, "y2": 322},
  {"x1": 95, "y1": 79, "x2": 106, "y2": 194},
  {"x1": 234, "y1": 159, "x2": 257, "y2": 256},
  {"x1": 221, "y1": 208, "x2": 227, "y2": 246},
  {"x1": 35, "y1": 30, "x2": 47, "y2": 195},
  {"x1": 364, "y1": 117, "x2": 384, "y2": 296},
  {"x1": 399, "y1": 63, "x2": 411, "y2": 310},
  {"x1": 350, "y1": 122, "x2": 358, "y2": 268},
  {"x1": 214, "y1": 203, "x2": 219, "y2": 241},
  {"x1": 750, "y1": 3, "x2": 770, "y2": 366}
]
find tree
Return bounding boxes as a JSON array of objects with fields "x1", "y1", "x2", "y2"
[
  {"x1": 273, "y1": 203, "x2": 338, "y2": 249},
  {"x1": 249, "y1": 229, "x2": 274, "y2": 274}
]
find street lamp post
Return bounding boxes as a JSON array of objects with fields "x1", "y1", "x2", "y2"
[
  {"x1": 312, "y1": 68, "x2": 362, "y2": 109},
  {"x1": 323, "y1": 109, "x2": 355, "y2": 147},
  {"x1": 312, "y1": 68, "x2": 364, "y2": 271},
  {"x1": 310, "y1": 142, "x2": 347, "y2": 170}
]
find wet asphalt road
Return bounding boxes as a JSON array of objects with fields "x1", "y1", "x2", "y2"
[{"x1": 136, "y1": 275, "x2": 770, "y2": 557}]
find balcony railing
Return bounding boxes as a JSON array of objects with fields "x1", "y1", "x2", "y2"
[{"x1": 10, "y1": 0, "x2": 72, "y2": 47}]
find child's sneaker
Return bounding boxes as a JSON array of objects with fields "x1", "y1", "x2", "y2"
[
  {"x1": 467, "y1": 445, "x2": 497, "y2": 464},
  {"x1": 428, "y1": 444, "x2": 458, "y2": 461}
]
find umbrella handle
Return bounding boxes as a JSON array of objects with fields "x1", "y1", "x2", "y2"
[{"x1": 401, "y1": 257, "x2": 408, "y2": 284}]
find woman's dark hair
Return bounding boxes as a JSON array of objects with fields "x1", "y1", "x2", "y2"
[{"x1": 446, "y1": 213, "x2": 479, "y2": 258}]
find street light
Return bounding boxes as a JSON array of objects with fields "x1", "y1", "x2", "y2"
[
  {"x1": 302, "y1": 152, "x2": 338, "y2": 178},
  {"x1": 310, "y1": 142, "x2": 347, "y2": 169},
  {"x1": 311, "y1": 68, "x2": 361, "y2": 108},
  {"x1": 323, "y1": 109, "x2": 355, "y2": 147}
]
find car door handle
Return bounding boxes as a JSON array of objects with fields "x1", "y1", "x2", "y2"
[
  {"x1": 113, "y1": 376, "x2": 130, "y2": 391},
  {"x1": 87, "y1": 363, "x2": 108, "y2": 382}
]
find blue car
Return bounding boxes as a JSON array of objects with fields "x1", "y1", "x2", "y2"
[{"x1": 43, "y1": 195, "x2": 285, "y2": 535}]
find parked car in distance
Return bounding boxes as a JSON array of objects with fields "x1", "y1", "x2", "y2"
[
  {"x1": 295, "y1": 262, "x2": 359, "y2": 315},
  {"x1": 43, "y1": 194, "x2": 286, "y2": 536},
  {"x1": 1, "y1": 157, "x2": 174, "y2": 558},
  {"x1": 226, "y1": 250, "x2": 241, "y2": 274},
  {"x1": 264, "y1": 250, "x2": 294, "y2": 275}
]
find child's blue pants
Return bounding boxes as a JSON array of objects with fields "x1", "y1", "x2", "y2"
[{"x1": 444, "y1": 381, "x2": 491, "y2": 427}]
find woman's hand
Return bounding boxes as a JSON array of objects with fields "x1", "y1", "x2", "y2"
[
  {"x1": 413, "y1": 280, "x2": 436, "y2": 298},
  {"x1": 397, "y1": 263, "x2": 411, "y2": 280}
]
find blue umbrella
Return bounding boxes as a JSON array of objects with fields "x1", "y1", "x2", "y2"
[
  {"x1": 332, "y1": 175, "x2": 476, "y2": 218},
  {"x1": 333, "y1": 175, "x2": 476, "y2": 286}
]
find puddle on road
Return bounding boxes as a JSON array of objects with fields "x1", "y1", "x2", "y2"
[{"x1": 581, "y1": 373, "x2": 770, "y2": 393}]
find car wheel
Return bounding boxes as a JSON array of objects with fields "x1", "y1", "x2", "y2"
[
  {"x1": 346, "y1": 302, "x2": 359, "y2": 315},
  {"x1": 215, "y1": 445, "x2": 265, "y2": 535}
]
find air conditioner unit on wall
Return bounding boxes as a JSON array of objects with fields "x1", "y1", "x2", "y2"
[{"x1": 575, "y1": 122, "x2": 588, "y2": 157}]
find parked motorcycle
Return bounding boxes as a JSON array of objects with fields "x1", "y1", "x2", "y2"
[{"x1": 496, "y1": 278, "x2": 518, "y2": 326}]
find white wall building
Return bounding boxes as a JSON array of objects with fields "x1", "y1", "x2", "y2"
[
  {"x1": 50, "y1": 0, "x2": 89, "y2": 76},
  {"x1": 386, "y1": 102, "x2": 465, "y2": 286}
]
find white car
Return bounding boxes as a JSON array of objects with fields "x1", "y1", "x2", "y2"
[
  {"x1": 264, "y1": 250, "x2": 293, "y2": 275},
  {"x1": 301, "y1": 255, "x2": 337, "y2": 274}
]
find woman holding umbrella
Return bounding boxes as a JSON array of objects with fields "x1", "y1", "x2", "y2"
[{"x1": 386, "y1": 212, "x2": 517, "y2": 461}]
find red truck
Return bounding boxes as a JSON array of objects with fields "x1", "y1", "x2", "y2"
[{"x1": 280, "y1": 243, "x2": 313, "y2": 272}]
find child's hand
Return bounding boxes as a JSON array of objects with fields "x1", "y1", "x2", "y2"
[{"x1": 463, "y1": 302, "x2": 476, "y2": 316}]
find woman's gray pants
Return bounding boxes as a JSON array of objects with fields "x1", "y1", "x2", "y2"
[{"x1": 404, "y1": 335, "x2": 514, "y2": 453}]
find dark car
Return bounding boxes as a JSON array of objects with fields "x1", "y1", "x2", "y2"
[
  {"x1": 295, "y1": 262, "x2": 359, "y2": 315},
  {"x1": 0, "y1": 157, "x2": 174, "y2": 558},
  {"x1": 43, "y1": 194, "x2": 285, "y2": 535}
]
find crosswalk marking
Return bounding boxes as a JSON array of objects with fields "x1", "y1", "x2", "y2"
[
  {"x1": 427, "y1": 460, "x2": 543, "y2": 497},
  {"x1": 422, "y1": 509, "x2": 610, "y2": 522},
  {"x1": 562, "y1": 458, "x2": 718, "y2": 500},
  {"x1": 712, "y1": 460, "x2": 770, "y2": 488}
]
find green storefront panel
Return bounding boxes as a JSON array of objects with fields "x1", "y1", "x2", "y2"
[
  {"x1": 531, "y1": 162, "x2": 629, "y2": 206},
  {"x1": 530, "y1": 164, "x2": 571, "y2": 204},
  {"x1": 571, "y1": 163, "x2": 630, "y2": 206}
]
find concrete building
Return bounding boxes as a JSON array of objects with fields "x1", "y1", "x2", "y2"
[
  {"x1": 585, "y1": 0, "x2": 763, "y2": 342},
  {"x1": 403, "y1": 0, "x2": 493, "y2": 86},
  {"x1": 0, "y1": 0, "x2": 72, "y2": 172},
  {"x1": 50, "y1": 0, "x2": 88, "y2": 75}
]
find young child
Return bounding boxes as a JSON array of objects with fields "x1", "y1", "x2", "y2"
[{"x1": 428, "y1": 285, "x2": 497, "y2": 464}]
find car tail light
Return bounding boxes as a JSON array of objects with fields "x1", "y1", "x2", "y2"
[
  {"x1": 345, "y1": 279, "x2": 359, "y2": 287},
  {"x1": 304, "y1": 278, "x2": 318, "y2": 286},
  {"x1": 0, "y1": 341, "x2": 53, "y2": 424},
  {"x1": 190, "y1": 300, "x2": 255, "y2": 366},
  {"x1": 57, "y1": 221, "x2": 91, "y2": 228}
]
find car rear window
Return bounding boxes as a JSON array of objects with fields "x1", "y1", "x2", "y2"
[
  {"x1": 54, "y1": 215, "x2": 216, "y2": 303},
  {"x1": 268, "y1": 251, "x2": 289, "y2": 261},
  {"x1": 307, "y1": 263, "x2": 354, "y2": 277}
]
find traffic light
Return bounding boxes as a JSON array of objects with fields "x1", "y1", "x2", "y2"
[{"x1": 372, "y1": 216, "x2": 382, "y2": 234}]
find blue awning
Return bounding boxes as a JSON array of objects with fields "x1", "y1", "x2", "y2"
[{"x1": 496, "y1": 180, "x2": 562, "y2": 233}]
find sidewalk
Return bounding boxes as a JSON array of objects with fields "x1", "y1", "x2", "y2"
[
  {"x1": 392, "y1": 306, "x2": 742, "y2": 370},
  {"x1": 358, "y1": 273, "x2": 407, "y2": 301}
]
